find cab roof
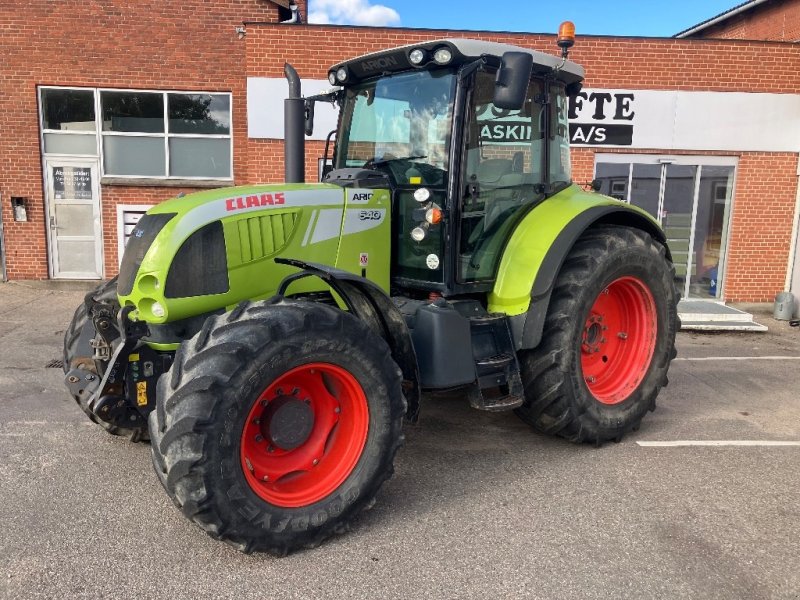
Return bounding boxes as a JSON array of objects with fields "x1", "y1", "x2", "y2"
[{"x1": 329, "y1": 38, "x2": 585, "y2": 85}]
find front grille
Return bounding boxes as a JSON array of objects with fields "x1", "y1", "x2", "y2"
[
  {"x1": 118, "y1": 213, "x2": 176, "y2": 296},
  {"x1": 165, "y1": 221, "x2": 229, "y2": 298}
]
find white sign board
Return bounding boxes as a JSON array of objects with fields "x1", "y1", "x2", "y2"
[
  {"x1": 247, "y1": 77, "x2": 800, "y2": 153},
  {"x1": 247, "y1": 78, "x2": 339, "y2": 140}
]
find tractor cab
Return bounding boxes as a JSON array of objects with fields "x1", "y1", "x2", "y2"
[{"x1": 320, "y1": 39, "x2": 584, "y2": 294}]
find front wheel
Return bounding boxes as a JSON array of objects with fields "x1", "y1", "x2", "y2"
[
  {"x1": 149, "y1": 299, "x2": 406, "y2": 554},
  {"x1": 516, "y1": 226, "x2": 678, "y2": 444}
]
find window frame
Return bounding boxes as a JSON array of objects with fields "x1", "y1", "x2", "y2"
[{"x1": 38, "y1": 86, "x2": 234, "y2": 183}]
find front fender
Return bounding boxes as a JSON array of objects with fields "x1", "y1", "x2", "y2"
[
  {"x1": 275, "y1": 258, "x2": 422, "y2": 421},
  {"x1": 488, "y1": 185, "x2": 667, "y2": 349}
]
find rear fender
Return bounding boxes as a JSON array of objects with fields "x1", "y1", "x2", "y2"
[
  {"x1": 275, "y1": 258, "x2": 422, "y2": 421},
  {"x1": 489, "y1": 185, "x2": 668, "y2": 350}
]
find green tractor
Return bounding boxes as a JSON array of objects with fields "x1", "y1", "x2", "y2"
[{"x1": 63, "y1": 29, "x2": 678, "y2": 554}]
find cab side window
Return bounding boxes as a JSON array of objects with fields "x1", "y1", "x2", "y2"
[{"x1": 459, "y1": 71, "x2": 546, "y2": 282}]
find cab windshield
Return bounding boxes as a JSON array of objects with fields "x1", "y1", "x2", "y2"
[{"x1": 335, "y1": 69, "x2": 456, "y2": 187}]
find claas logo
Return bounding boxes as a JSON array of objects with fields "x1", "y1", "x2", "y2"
[{"x1": 225, "y1": 193, "x2": 286, "y2": 211}]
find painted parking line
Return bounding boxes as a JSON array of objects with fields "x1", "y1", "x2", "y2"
[
  {"x1": 674, "y1": 356, "x2": 800, "y2": 361},
  {"x1": 637, "y1": 440, "x2": 800, "y2": 447}
]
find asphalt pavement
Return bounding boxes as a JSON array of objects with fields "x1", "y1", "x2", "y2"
[{"x1": 1, "y1": 281, "x2": 798, "y2": 600}]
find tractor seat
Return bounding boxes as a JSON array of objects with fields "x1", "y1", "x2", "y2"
[{"x1": 476, "y1": 159, "x2": 513, "y2": 188}]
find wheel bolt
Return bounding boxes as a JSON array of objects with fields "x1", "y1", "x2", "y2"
[
  {"x1": 276, "y1": 387, "x2": 284, "y2": 396},
  {"x1": 255, "y1": 434, "x2": 263, "y2": 443},
  {"x1": 304, "y1": 398, "x2": 311, "y2": 404},
  {"x1": 261, "y1": 400, "x2": 268, "y2": 407},
  {"x1": 268, "y1": 445, "x2": 275, "y2": 453},
  {"x1": 334, "y1": 407, "x2": 341, "y2": 414},
  {"x1": 291, "y1": 387, "x2": 300, "y2": 396},
  {"x1": 253, "y1": 418, "x2": 260, "y2": 425},
  {"x1": 67, "y1": 376, "x2": 79, "y2": 383},
  {"x1": 600, "y1": 338, "x2": 606, "y2": 344},
  {"x1": 618, "y1": 332, "x2": 628, "y2": 340},
  {"x1": 262, "y1": 475, "x2": 269, "y2": 482},
  {"x1": 312, "y1": 459, "x2": 319, "y2": 466},
  {"x1": 586, "y1": 376, "x2": 596, "y2": 383}
]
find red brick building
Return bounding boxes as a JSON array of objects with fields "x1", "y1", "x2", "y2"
[
  {"x1": 676, "y1": 0, "x2": 800, "y2": 41},
  {"x1": 0, "y1": 0, "x2": 798, "y2": 309}
]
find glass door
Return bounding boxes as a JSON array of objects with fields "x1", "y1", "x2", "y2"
[
  {"x1": 594, "y1": 156, "x2": 736, "y2": 299},
  {"x1": 45, "y1": 159, "x2": 103, "y2": 279}
]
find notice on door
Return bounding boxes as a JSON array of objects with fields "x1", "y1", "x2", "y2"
[{"x1": 53, "y1": 166, "x2": 92, "y2": 200}]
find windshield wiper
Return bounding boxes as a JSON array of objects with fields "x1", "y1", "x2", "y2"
[{"x1": 368, "y1": 154, "x2": 428, "y2": 166}]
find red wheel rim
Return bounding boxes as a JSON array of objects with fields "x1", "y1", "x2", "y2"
[
  {"x1": 580, "y1": 276, "x2": 657, "y2": 405},
  {"x1": 240, "y1": 363, "x2": 369, "y2": 508}
]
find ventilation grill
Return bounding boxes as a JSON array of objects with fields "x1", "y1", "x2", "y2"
[{"x1": 236, "y1": 212, "x2": 297, "y2": 263}]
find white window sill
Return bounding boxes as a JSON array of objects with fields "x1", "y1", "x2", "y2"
[{"x1": 101, "y1": 177, "x2": 233, "y2": 188}]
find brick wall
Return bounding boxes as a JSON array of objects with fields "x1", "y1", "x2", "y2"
[
  {"x1": 685, "y1": 0, "x2": 800, "y2": 42},
  {"x1": 0, "y1": 0, "x2": 288, "y2": 279},
  {"x1": 1, "y1": 6, "x2": 799, "y2": 302}
]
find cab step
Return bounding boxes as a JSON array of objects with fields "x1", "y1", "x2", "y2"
[{"x1": 467, "y1": 316, "x2": 524, "y2": 411}]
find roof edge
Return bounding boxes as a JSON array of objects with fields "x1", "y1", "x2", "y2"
[{"x1": 674, "y1": 0, "x2": 770, "y2": 38}]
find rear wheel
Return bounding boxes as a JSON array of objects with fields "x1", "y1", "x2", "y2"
[
  {"x1": 63, "y1": 277, "x2": 148, "y2": 441},
  {"x1": 149, "y1": 299, "x2": 406, "y2": 554},
  {"x1": 516, "y1": 226, "x2": 678, "y2": 444}
]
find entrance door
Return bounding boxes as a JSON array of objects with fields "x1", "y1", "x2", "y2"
[
  {"x1": 594, "y1": 156, "x2": 736, "y2": 299},
  {"x1": 45, "y1": 159, "x2": 103, "y2": 279}
]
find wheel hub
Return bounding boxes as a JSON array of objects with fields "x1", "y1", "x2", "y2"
[
  {"x1": 263, "y1": 396, "x2": 315, "y2": 451},
  {"x1": 580, "y1": 277, "x2": 657, "y2": 405},
  {"x1": 240, "y1": 363, "x2": 369, "y2": 508}
]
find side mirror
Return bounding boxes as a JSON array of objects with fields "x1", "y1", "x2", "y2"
[
  {"x1": 493, "y1": 52, "x2": 534, "y2": 110},
  {"x1": 304, "y1": 99, "x2": 315, "y2": 137},
  {"x1": 590, "y1": 178, "x2": 602, "y2": 192}
]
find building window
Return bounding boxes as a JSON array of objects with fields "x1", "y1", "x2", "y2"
[
  {"x1": 40, "y1": 88, "x2": 98, "y2": 155},
  {"x1": 40, "y1": 87, "x2": 233, "y2": 181}
]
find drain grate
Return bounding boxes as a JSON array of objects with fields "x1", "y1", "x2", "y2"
[{"x1": 45, "y1": 359, "x2": 64, "y2": 369}]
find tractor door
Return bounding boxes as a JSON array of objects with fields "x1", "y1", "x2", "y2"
[{"x1": 457, "y1": 72, "x2": 552, "y2": 283}]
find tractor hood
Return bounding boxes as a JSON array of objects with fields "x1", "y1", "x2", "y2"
[{"x1": 117, "y1": 182, "x2": 392, "y2": 325}]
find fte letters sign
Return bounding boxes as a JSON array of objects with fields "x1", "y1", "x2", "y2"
[{"x1": 568, "y1": 91, "x2": 635, "y2": 145}]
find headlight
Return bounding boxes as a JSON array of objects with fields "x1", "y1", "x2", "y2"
[
  {"x1": 413, "y1": 187, "x2": 431, "y2": 203},
  {"x1": 409, "y1": 48, "x2": 426, "y2": 65},
  {"x1": 151, "y1": 302, "x2": 166, "y2": 318},
  {"x1": 410, "y1": 226, "x2": 426, "y2": 242},
  {"x1": 328, "y1": 71, "x2": 337, "y2": 85},
  {"x1": 336, "y1": 67, "x2": 348, "y2": 83},
  {"x1": 433, "y1": 47, "x2": 453, "y2": 65}
]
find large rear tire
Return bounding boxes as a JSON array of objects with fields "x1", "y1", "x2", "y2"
[
  {"x1": 516, "y1": 226, "x2": 678, "y2": 444},
  {"x1": 63, "y1": 277, "x2": 148, "y2": 441},
  {"x1": 149, "y1": 299, "x2": 406, "y2": 554}
]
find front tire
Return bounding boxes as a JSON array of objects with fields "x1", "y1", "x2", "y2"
[
  {"x1": 516, "y1": 226, "x2": 678, "y2": 444},
  {"x1": 149, "y1": 299, "x2": 406, "y2": 554}
]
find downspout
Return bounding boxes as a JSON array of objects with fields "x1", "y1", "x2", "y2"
[{"x1": 784, "y1": 155, "x2": 800, "y2": 306}]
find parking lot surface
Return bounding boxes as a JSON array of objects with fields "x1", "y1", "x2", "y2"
[{"x1": 1, "y1": 282, "x2": 799, "y2": 599}]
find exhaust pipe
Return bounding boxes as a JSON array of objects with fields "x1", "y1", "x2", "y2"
[{"x1": 284, "y1": 63, "x2": 305, "y2": 183}]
